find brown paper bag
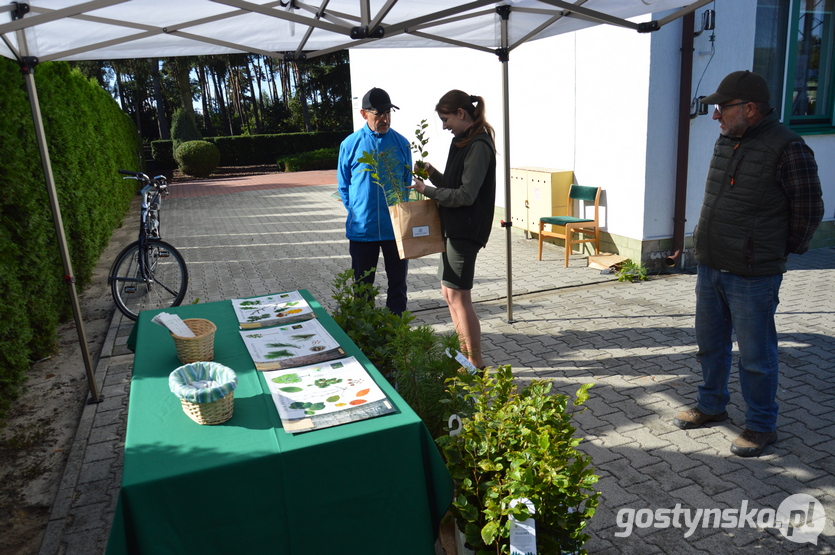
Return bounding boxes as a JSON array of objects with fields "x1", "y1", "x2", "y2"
[{"x1": 388, "y1": 199, "x2": 445, "y2": 259}]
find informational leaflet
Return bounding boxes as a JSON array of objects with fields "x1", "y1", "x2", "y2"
[
  {"x1": 239, "y1": 318, "x2": 344, "y2": 371},
  {"x1": 262, "y1": 356, "x2": 395, "y2": 433},
  {"x1": 231, "y1": 291, "x2": 316, "y2": 329}
]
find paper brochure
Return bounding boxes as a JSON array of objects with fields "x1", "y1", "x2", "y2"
[
  {"x1": 239, "y1": 318, "x2": 344, "y2": 370},
  {"x1": 263, "y1": 357, "x2": 395, "y2": 432},
  {"x1": 231, "y1": 291, "x2": 316, "y2": 329}
]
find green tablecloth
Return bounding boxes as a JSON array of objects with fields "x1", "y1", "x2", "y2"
[{"x1": 107, "y1": 292, "x2": 452, "y2": 555}]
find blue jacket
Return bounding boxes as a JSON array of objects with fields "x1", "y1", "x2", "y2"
[{"x1": 338, "y1": 124, "x2": 412, "y2": 241}]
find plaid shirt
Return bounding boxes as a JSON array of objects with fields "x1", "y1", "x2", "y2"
[{"x1": 776, "y1": 141, "x2": 824, "y2": 255}]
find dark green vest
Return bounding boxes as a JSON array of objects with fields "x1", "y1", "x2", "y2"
[
  {"x1": 438, "y1": 133, "x2": 496, "y2": 247},
  {"x1": 694, "y1": 111, "x2": 801, "y2": 275}
]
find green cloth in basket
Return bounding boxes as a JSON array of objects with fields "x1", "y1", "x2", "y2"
[{"x1": 169, "y1": 362, "x2": 237, "y2": 403}]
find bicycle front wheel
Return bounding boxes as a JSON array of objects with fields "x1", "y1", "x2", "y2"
[{"x1": 109, "y1": 239, "x2": 189, "y2": 320}]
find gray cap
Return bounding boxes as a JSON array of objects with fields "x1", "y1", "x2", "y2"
[{"x1": 700, "y1": 70, "x2": 770, "y2": 105}]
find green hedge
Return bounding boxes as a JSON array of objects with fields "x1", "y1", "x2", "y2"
[
  {"x1": 0, "y1": 59, "x2": 139, "y2": 424},
  {"x1": 151, "y1": 131, "x2": 349, "y2": 167},
  {"x1": 277, "y1": 148, "x2": 339, "y2": 172}
]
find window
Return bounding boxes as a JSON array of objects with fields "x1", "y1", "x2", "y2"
[{"x1": 755, "y1": 0, "x2": 835, "y2": 132}]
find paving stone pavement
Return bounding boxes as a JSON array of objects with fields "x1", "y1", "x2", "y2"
[{"x1": 40, "y1": 172, "x2": 835, "y2": 554}]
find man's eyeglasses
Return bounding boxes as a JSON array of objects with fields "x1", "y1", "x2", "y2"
[
  {"x1": 713, "y1": 101, "x2": 749, "y2": 114},
  {"x1": 365, "y1": 110, "x2": 391, "y2": 118}
]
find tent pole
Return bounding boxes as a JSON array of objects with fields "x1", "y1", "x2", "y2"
[
  {"x1": 15, "y1": 32, "x2": 102, "y2": 404},
  {"x1": 498, "y1": 6, "x2": 514, "y2": 324}
]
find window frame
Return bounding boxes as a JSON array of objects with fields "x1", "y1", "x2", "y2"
[{"x1": 782, "y1": 0, "x2": 835, "y2": 134}]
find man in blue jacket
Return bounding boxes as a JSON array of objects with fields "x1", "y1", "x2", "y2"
[{"x1": 338, "y1": 88, "x2": 412, "y2": 315}]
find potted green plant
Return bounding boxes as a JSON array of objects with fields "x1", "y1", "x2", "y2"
[
  {"x1": 436, "y1": 366, "x2": 600, "y2": 555},
  {"x1": 411, "y1": 118, "x2": 431, "y2": 180}
]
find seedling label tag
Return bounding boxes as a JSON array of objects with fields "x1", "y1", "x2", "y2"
[
  {"x1": 444, "y1": 348, "x2": 477, "y2": 373},
  {"x1": 448, "y1": 414, "x2": 462, "y2": 436},
  {"x1": 411, "y1": 225, "x2": 430, "y2": 237},
  {"x1": 509, "y1": 498, "x2": 537, "y2": 555}
]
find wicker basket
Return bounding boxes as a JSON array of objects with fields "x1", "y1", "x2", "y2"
[
  {"x1": 180, "y1": 391, "x2": 235, "y2": 425},
  {"x1": 171, "y1": 318, "x2": 217, "y2": 364}
]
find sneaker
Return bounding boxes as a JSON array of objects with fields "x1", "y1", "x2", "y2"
[
  {"x1": 672, "y1": 408, "x2": 728, "y2": 430},
  {"x1": 731, "y1": 429, "x2": 777, "y2": 457}
]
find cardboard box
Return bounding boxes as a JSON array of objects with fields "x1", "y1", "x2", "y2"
[{"x1": 588, "y1": 253, "x2": 628, "y2": 270}]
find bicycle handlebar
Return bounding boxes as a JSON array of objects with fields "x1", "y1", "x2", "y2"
[
  {"x1": 119, "y1": 169, "x2": 148, "y2": 179},
  {"x1": 118, "y1": 170, "x2": 168, "y2": 192}
]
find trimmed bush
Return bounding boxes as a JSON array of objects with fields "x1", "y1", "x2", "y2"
[
  {"x1": 277, "y1": 148, "x2": 338, "y2": 172},
  {"x1": 150, "y1": 140, "x2": 176, "y2": 169},
  {"x1": 175, "y1": 140, "x2": 221, "y2": 178},
  {"x1": 0, "y1": 58, "x2": 139, "y2": 425},
  {"x1": 170, "y1": 108, "x2": 202, "y2": 153}
]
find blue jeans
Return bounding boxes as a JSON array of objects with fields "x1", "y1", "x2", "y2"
[
  {"x1": 349, "y1": 240, "x2": 408, "y2": 315},
  {"x1": 695, "y1": 264, "x2": 783, "y2": 433}
]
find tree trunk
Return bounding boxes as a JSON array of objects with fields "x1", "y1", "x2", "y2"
[
  {"x1": 245, "y1": 57, "x2": 262, "y2": 133},
  {"x1": 151, "y1": 59, "x2": 170, "y2": 140},
  {"x1": 172, "y1": 57, "x2": 199, "y2": 130},
  {"x1": 114, "y1": 68, "x2": 126, "y2": 112},
  {"x1": 210, "y1": 64, "x2": 233, "y2": 136},
  {"x1": 130, "y1": 62, "x2": 143, "y2": 139},
  {"x1": 197, "y1": 63, "x2": 215, "y2": 136},
  {"x1": 268, "y1": 58, "x2": 279, "y2": 105},
  {"x1": 293, "y1": 61, "x2": 311, "y2": 132}
]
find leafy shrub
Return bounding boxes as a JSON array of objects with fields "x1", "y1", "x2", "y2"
[
  {"x1": 174, "y1": 140, "x2": 221, "y2": 178},
  {"x1": 436, "y1": 367, "x2": 600, "y2": 554},
  {"x1": 389, "y1": 326, "x2": 470, "y2": 438},
  {"x1": 329, "y1": 268, "x2": 471, "y2": 438},
  {"x1": 170, "y1": 108, "x2": 202, "y2": 154},
  {"x1": 150, "y1": 140, "x2": 176, "y2": 169},
  {"x1": 329, "y1": 269, "x2": 413, "y2": 379},
  {"x1": 0, "y1": 58, "x2": 139, "y2": 425},
  {"x1": 277, "y1": 148, "x2": 338, "y2": 172},
  {"x1": 615, "y1": 259, "x2": 649, "y2": 282}
]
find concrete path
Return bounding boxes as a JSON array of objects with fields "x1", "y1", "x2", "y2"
[{"x1": 39, "y1": 170, "x2": 835, "y2": 554}]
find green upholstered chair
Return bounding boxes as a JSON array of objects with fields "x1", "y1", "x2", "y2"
[{"x1": 537, "y1": 185, "x2": 601, "y2": 267}]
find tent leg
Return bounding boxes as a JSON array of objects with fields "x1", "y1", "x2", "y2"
[
  {"x1": 19, "y1": 61, "x2": 102, "y2": 404},
  {"x1": 499, "y1": 8, "x2": 514, "y2": 324}
]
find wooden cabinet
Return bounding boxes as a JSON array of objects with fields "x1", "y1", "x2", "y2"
[{"x1": 509, "y1": 167, "x2": 573, "y2": 235}]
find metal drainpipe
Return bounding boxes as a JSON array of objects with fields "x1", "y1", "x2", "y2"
[{"x1": 665, "y1": 11, "x2": 695, "y2": 268}]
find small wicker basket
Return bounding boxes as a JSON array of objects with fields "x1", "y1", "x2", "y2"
[
  {"x1": 171, "y1": 318, "x2": 217, "y2": 364},
  {"x1": 180, "y1": 391, "x2": 235, "y2": 425}
]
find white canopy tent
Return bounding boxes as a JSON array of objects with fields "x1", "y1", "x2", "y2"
[{"x1": 1, "y1": 0, "x2": 711, "y2": 401}]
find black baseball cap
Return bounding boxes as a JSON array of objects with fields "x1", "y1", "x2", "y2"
[
  {"x1": 362, "y1": 88, "x2": 399, "y2": 112},
  {"x1": 700, "y1": 70, "x2": 770, "y2": 105}
]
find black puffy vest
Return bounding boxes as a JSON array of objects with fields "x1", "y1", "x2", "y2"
[
  {"x1": 438, "y1": 133, "x2": 496, "y2": 247},
  {"x1": 694, "y1": 111, "x2": 802, "y2": 275}
]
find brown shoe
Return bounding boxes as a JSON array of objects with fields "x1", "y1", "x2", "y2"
[
  {"x1": 731, "y1": 429, "x2": 777, "y2": 457},
  {"x1": 672, "y1": 408, "x2": 728, "y2": 430}
]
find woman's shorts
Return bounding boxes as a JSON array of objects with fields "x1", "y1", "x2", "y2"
[{"x1": 438, "y1": 237, "x2": 482, "y2": 290}]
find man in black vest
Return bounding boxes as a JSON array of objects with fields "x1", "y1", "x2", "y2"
[{"x1": 672, "y1": 71, "x2": 824, "y2": 457}]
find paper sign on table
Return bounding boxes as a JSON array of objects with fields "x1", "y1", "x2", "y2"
[
  {"x1": 239, "y1": 318, "x2": 344, "y2": 370},
  {"x1": 231, "y1": 290, "x2": 316, "y2": 329},
  {"x1": 263, "y1": 356, "x2": 395, "y2": 432}
]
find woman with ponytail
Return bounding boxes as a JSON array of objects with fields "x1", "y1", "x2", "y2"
[{"x1": 410, "y1": 90, "x2": 496, "y2": 369}]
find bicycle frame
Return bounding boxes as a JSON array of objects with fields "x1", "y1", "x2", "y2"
[{"x1": 118, "y1": 173, "x2": 177, "y2": 296}]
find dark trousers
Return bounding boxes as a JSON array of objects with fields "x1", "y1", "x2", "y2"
[{"x1": 349, "y1": 240, "x2": 408, "y2": 315}]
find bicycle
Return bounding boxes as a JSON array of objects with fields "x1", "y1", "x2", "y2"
[{"x1": 108, "y1": 170, "x2": 188, "y2": 320}]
